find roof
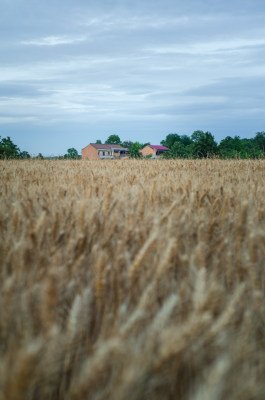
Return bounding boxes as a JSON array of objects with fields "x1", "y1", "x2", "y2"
[
  {"x1": 83, "y1": 143, "x2": 129, "y2": 151},
  {"x1": 108, "y1": 144, "x2": 125, "y2": 149},
  {"x1": 90, "y1": 143, "x2": 112, "y2": 150},
  {"x1": 149, "y1": 145, "x2": 170, "y2": 151}
]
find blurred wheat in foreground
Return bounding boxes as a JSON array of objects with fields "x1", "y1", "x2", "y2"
[{"x1": 0, "y1": 159, "x2": 265, "y2": 400}]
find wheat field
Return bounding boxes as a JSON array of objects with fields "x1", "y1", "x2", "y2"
[{"x1": 0, "y1": 159, "x2": 264, "y2": 400}]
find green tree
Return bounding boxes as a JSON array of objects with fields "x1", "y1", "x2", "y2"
[
  {"x1": 130, "y1": 142, "x2": 142, "y2": 158},
  {"x1": 161, "y1": 142, "x2": 193, "y2": 159},
  {"x1": 191, "y1": 131, "x2": 218, "y2": 158},
  {"x1": 161, "y1": 133, "x2": 181, "y2": 149},
  {"x1": 64, "y1": 148, "x2": 79, "y2": 159},
  {"x1": 96, "y1": 139, "x2": 102, "y2": 144},
  {"x1": 254, "y1": 132, "x2": 265, "y2": 152},
  {"x1": 240, "y1": 139, "x2": 262, "y2": 158},
  {"x1": 180, "y1": 134, "x2": 193, "y2": 146},
  {"x1": 219, "y1": 136, "x2": 243, "y2": 158},
  {"x1": 191, "y1": 130, "x2": 204, "y2": 142},
  {"x1": 172, "y1": 142, "x2": 193, "y2": 158},
  {"x1": 0, "y1": 136, "x2": 21, "y2": 159},
  {"x1": 105, "y1": 135, "x2": 121, "y2": 144},
  {"x1": 121, "y1": 140, "x2": 133, "y2": 149},
  {"x1": 218, "y1": 135, "x2": 264, "y2": 159},
  {"x1": 20, "y1": 151, "x2": 31, "y2": 159}
]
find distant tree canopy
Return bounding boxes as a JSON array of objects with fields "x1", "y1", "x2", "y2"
[
  {"x1": 64, "y1": 148, "x2": 79, "y2": 159},
  {"x1": 191, "y1": 131, "x2": 218, "y2": 158},
  {"x1": 0, "y1": 136, "x2": 29, "y2": 159},
  {"x1": 1, "y1": 131, "x2": 265, "y2": 160},
  {"x1": 105, "y1": 135, "x2": 121, "y2": 144},
  {"x1": 129, "y1": 142, "x2": 142, "y2": 158},
  {"x1": 121, "y1": 140, "x2": 134, "y2": 149},
  {"x1": 160, "y1": 131, "x2": 265, "y2": 159}
]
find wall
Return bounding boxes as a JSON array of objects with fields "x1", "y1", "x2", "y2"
[
  {"x1": 82, "y1": 145, "x2": 99, "y2": 160},
  {"x1": 140, "y1": 146, "x2": 157, "y2": 157}
]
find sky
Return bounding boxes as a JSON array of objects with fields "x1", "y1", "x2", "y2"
[{"x1": 1, "y1": 0, "x2": 265, "y2": 155}]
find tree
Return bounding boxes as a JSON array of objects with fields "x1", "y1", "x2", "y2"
[
  {"x1": 64, "y1": 148, "x2": 79, "y2": 159},
  {"x1": 0, "y1": 136, "x2": 21, "y2": 159},
  {"x1": 121, "y1": 140, "x2": 134, "y2": 149},
  {"x1": 161, "y1": 141, "x2": 193, "y2": 159},
  {"x1": 161, "y1": 133, "x2": 181, "y2": 149},
  {"x1": 130, "y1": 142, "x2": 142, "y2": 158},
  {"x1": 96, "y1": 139, "x2": 102, "y2": 144},
  {"x1": 240, "y1": 139, "x2": 262, "y2": 159},
  {"x1": 254, "y1": 132, "x2": 265, "y2": 152},
  {"x1": 180, "y1": 135, "x2": 193, "y2": 146},
  {"x1": 191, "y1": 130, "x2": 204, "y2": 142},
  {"x1": 219, "y1": 136, "x2": 243, "y2": 158},
  {"x1": 105, "y1": 135, "x2": 121, "y2": 144},
  {"x1": 191, "y1": 131, "x2": 218, "y2": 158},
  {"x1": 172, "y1": 142, "x2": 193, "y2": 158},
  {"x1": 20, "y1": 151, "x2": 31, "y2": 159}
]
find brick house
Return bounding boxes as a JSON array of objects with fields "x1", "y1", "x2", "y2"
[
  {"x1": 140, "y1": 145, "x2": 170, "y2": 158},
  {"x1": 82, "y1": 143, "x2": 129, "y2": 160}
]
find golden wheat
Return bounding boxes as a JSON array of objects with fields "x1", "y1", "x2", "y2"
[{"x1": 0, "y1": 159, "x2": 264, "y2": 400}]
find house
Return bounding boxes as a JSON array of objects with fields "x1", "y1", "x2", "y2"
[
  {"x1": 82, "y1": 143, "x2": 129, "y2": 160},
  {"x1": 109, "y1": 144, "x2": 130, "y2": 159},
  {"x1": 140, "y1": 145, "x2": 170, "y2": 158}
]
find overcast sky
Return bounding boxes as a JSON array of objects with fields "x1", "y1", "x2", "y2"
[{"x1": 1, "y1": 0, "x2": 265, "y2": 155}]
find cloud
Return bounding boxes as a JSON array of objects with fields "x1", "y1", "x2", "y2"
[
  {"x1": 20, "y1": 35, "x2": 87, "y2": 46},
  {"x1": 82, "y1": 14, "x2": 191, "y2": 31},
  {"x1": 0, "y1": 116, "x2": 37, "y2": 124},
  {"x1": 146, "y1": 37, "x2": 265, "y2": 55}
]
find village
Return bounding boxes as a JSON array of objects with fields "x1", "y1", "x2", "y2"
[{"x1": 81, "y1": 143, "x2": 170, "y2": 159}]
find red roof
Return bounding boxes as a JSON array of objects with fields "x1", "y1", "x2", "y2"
[{"x1": 149, "y1": 145, "x2": 170, "y2": 151}]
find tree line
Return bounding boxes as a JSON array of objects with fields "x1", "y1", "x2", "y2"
[
  {"x1": 98, "y1": 131, "x2": 265, "y2": 159},
  {"x1": 0, "y1": 136, "x2": 79, "y2": 160},
  {"x1": 1, "y1": 131, "x2": 264, "y2": 159}
]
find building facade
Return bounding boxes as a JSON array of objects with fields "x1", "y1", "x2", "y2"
[
  {"x1": 82, "y1": 143, "x2": 129, "y2": 160},
  {"x1": 140, "y1": 145, "x2": 170, "y2": 158}
]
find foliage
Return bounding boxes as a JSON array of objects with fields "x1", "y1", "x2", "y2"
[
  {"x1": 105, "y1": 134, "x2": 121, "y2": 144},
  {"x1": 0, "y1": 160, "x2": 265, "y2": 400},
  {"x1": 191, "y1": 130, "x2": 219, "y2": 158},
  {"x1": 96, "y1": 139, "x2": 102, "y2": 144},
  {"x1": 64, "y1": 148, "x2": 79, "y2": 159},
  {"x1": 121, "y1": 140, "x2": 134, "y2": 149},
  {"x1": 171, "y1": 141, "x2": 193, "y2": 158},
  {"x1": 160, "y1": 134, "x2": 193, "y2": 159},
  {"x1": 219, "y1": 135, "x2": 263, "y2": 159},
  {"x1": 180, "y1": 134, "x2": 193, "y2": 146},
  {"x1": 20, "y1": 151, "x2": 31, "y2": 159},
  {"x1": 129, "y1": 141, "x2": 142, "y2": 158},
  {"x1": 161, "y1": 133, "x2": 181, "y2": 149},
  {"x1": 0, "y1": 136, "x2": 21, "y2": 159},
  {"x1": 254, "y1": 131, "x2": 265, "y2": 151}
]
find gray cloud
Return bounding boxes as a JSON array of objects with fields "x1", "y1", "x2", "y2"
[{"x1": 20, "y1": 35, "x2": 87, "y2": 46}]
